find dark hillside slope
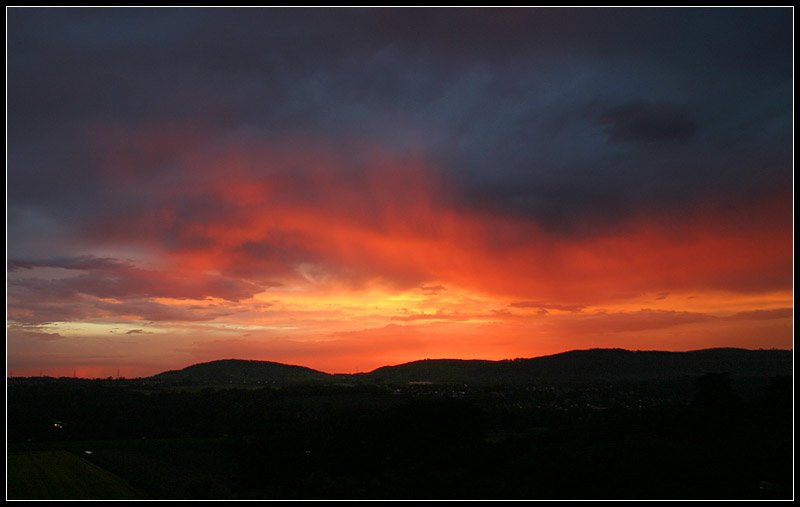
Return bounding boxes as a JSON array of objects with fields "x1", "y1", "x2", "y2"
[
  {"x1": 149, "y1": 349, "x2": 791, "y2": 385},
  {"x1": 364, "y1": 348, "x2": 792, "y2": 384},
  {"x1": 153, "y1": 359, "x2": 331, "y2": 384}
]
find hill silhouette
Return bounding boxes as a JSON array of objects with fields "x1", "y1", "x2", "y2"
[
  {"x1": 151, "y1": 348, "x2": 791, "y2": 385},
  {"x1": 365, "y1": 348, "x2": 792, "y2": 384},
  {"x1": 152, "y1": 359, "x2": 331, "y2": 384}
]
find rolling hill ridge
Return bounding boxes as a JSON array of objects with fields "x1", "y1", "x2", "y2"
[
  {"x1": 151, "y1": 348, "x2": 792, "y2": 385},
  {"x1": 153, "y1": 359, "x2": 331, "y2": 384}
]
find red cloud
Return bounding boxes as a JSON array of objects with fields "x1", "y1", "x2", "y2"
[{"x1": 77, "y1": 129, "x2": 792, "y2": 308}]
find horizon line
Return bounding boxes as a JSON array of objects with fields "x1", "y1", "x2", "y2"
[{"x1": 7, "y1": 346, "x2": 793, "y2": 380}]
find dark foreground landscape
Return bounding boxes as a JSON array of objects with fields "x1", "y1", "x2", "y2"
[{"x1": 7, "y1": 348, "x2": 793, "y2": 499}]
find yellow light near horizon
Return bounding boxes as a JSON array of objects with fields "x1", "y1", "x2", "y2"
[
  {"x1": 150, "y1": 296, "x2": 230, "y2": 306},
  {"x1": 590, "y1": 290, "x2": 793, "y2": 316},
  {"x1": 43, "y1": 322, "x2": 159, "y2": 337}
]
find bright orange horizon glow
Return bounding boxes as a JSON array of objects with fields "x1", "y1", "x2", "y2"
[{"x1": 7, "y1": 138, "x2": 793, "y2": 378}]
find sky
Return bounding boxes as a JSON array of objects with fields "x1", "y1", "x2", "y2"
[{"x1": 7, "y1": 7, "x2": 793, "y2": 377}]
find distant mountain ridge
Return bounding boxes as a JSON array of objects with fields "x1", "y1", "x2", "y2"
[{"x1": 151, "y1": 348, "x2": 792, "y2": 385}]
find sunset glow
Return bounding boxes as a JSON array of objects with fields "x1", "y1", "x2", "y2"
[{"x1": 7, "y1": 8, "x2": 793, "y2": 377}]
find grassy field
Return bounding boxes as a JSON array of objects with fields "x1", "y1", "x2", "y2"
[
  {"x1": 7, "y1": 450, "x2": 145, "y2": 499},
  {"x1": 10, "y1": 438, "x2": 239, "y2": 499}
]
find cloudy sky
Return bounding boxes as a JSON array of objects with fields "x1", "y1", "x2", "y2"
[{"x1": 8, "y1": 8, "x2": 793, "y2": 377}]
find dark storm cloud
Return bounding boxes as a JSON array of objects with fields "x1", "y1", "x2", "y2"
[
  {"x1": 6, "y1": 325, "x2": 65, "y2": 341},
  {"x1": 7, "y1": 256, "x2": 243, "y2": 324},
  {"x1": 8, "y1": 293, "x2": 232, "y2": 325},
  {"x1": 7, "y1": 7, "x2": 792, "y2": 251},
  {"x1": 94, "y1": 300, "x2": 233, "y2": 322},
  {"x1": 8, "y1": 255, "x2": 263, "y2": 305},
  {"x1": 594, "y1": 100, "x2": 697, "y2": 145},
  {"x1": 8, "y1": 256, "x2": 128, "y2": 272}
]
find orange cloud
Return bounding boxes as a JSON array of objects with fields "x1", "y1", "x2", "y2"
[
  {"x1": 85, "y1": 133, "x2": 791, "y2": 302},
  {"x1": 8, "y1": 131, "x2": 791, "y2": 375}
]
